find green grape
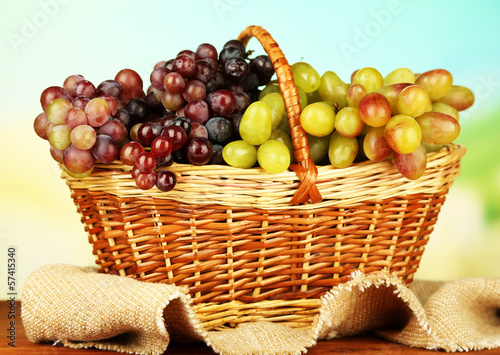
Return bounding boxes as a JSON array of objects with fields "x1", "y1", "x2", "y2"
[
  {"x1": 436, "y1": 85, "x2": 475, "y2": 111},
  {"x1": 393, "y1": 143, "x2": 427, "y2": 180},
  {"x1": 415, "y1": 111, "x2": 460, "y2": 145},
  {"x1": 260, "y1": 93, "x2": 285, "y2": 130},
  {"x1": 384, "y1": 114, "x2": 422, "y2": 154},
  {"x1": 423, "y1": 143, "x2": 445, "y2": 153},
  {"x1": 432, "y1": 102, "x2": 459, "y2": 121},
  {"x1": 270, "y1": 129, "x2": 295, "y2": 163},
  {"x1": 299, "y1": 101, "x2": 335, "y2": 137},
  {"x1": 384, "y1": 68, "x2": 415, "y2": 85},
  {"x1": 306, "y1": 90, "x2": 322, "y2": 105},
  {"x1": 46, "y1": 98, "x2": 73, "y2": 125},
  {"x1": 258, "y1": 82, "x2": 280, "y2": 99},
  {"x1": 48, "y1": 124, "x2": 72, "y2": 150},
  {"x1": 307, "y1": 134, "x2": 330, "y2": 164},
  {"x1": 335, "y1": 107, "x2": 365, "y2": 138},
  {"x1": 257, "y1": 140, "x2": 291, "y2": 173},
  {"x1": 358, "y1": 92, "x2": 392, "y2": 128},
  {"x1": 352, "y1": 67, "x2": 384, "y2": 92},
  {"x1": 346, "y1": 83, "x2": 367, "y2": 108},
  {"x1": 415, "y1": 69, "x2": 453, "y2": 101},
  {"x1": 318, "y1": 71, "x2": 349, "y2": 109},
  {"x1": 297, "y1": 85, "x2": 308, "y2": 109},
  {"x1": 222, "y1": 140, "x2": 257, "y2": 169},
  {"x1": 396, "y1": 85, "x2": 430, "y2": 117},
  {"x1": 239, "y1": 101, "x2": 272, "y2": 145},
  {"x1": 291, "y1": 62, "x2": 321, "y2": 93},
  {"x1": 328, "y1": 131, "x2": 358, "y2": 168},
  {"x1": 363, "y1": 126, "x2": 392, "y2": 162},
  {"x1": 276, "y1": 114, "x2": 291, "y2": 135},
  {"x1": 64, "y1": 165, "x2": 94, "y2": 179}
]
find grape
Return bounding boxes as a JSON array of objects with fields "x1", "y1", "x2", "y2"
[
  {"x1": 63, "y1": 74, "x2": 85, "y2": 94},
  {"x1": 335, "y1": 107, "x2": 365, "y2": 138},
  {"x1": 328, "y1": 131, "x2": 358, "y2": 168},
  {"x1": 228, "y1": 113, "x2": 243, "y2": 140},
  {"x1": 150, "y1": 66, "x2": 171, "y2": 91},
  {"x1": 63, "y1": 108, "x2": 86, "y2": 130},
  {"x1": 71, "y1": 95, "x2": 90, "y2": 110},
  {"x1": 115, "y1": 69, "x2": 144, "y2": 102},
  {"x1": 196, "y1": 43, "x2": 218, "y2": 63},
  {"x1": 193, "y1": 59, "x2": 215, "y2": 84},
  {"x1": 270, "y1": 129, "x2": 294, "y2": 163},
  {"x1": 346, "y1": 83, "x2": 367, "y2": 108},
  {"x1": 384, "y1": 68, "x2": 415, "y2": 85},
  {"x1": 182, "y1": 79, "x2": 206, "y2": 101},
  {"x1": 210, "y1": 89, "x2": 236, "y2": 117},
  {"x1": 307, "y1": 90, "x2": 322, "y2": 105},
  {"x1": 318, "y1": 71, "x2": 349, "y2": 108},
  {"x1": 163, "y1": 72, "x2": 185, "y2": 94},
  {"x1": 40, "y1": 86, "x2": 72, "y2": 111},
  {"x1": 85, "y1": 98, "x2": 111, "y2": 127},
  {"x1": 249, "y1": 55, "x2": 274, "y2": 85},
  {"x1": 396, "y1": 85, "x2": 430, "y2": 117},
  {"x1": 50, "y1": 146, "x2": 64, "y2": 163},
  {"x1": 352, "y1": 67, "x2": 384, "y2": 92},
  {"x1": 436, "y1": 85, "x2": 475, "y2": 111},
  {"x1": 135, "y1": 151, "x2": 156, "y2": 172},
  {"x1": 120, "y1": 141, "x2": 145, "y2": 166},
  {"x1": 156, "y1": 154, "x2": 174, "y2": 168},
  {"x1": 379, "y1": 83, "x2": 413, "y2": 115},
  {"x1": 415, "y1": 69, "x2": 453, "y2": 101},
  {"x1": 222, "y1": 140, "x2": 257, "y2": 168},
  {"x1": 151, "y1": 136, "x2": 173, "y2": 158},
  {"x1": 223, "y1": 57, "x2": 249, "y2": 83},
  {"x1": 232, "y1": 91, "x2": 251, "y2": 114},
  {"x1": 99, "y1": 119, "x2": 128, "y2": 144},
  {"x1": 161, "y1": 125, "x2": 187, "y2": 151},
  {"x1": 257, "y1": 140, "x2": 290, "y2": 173},
  {"x1": 156, "y1": 170, "x2": 177, "y2": 192},
  {"x1": 259, "y1": 92, "x2": 285, "y2": 130},
  {"x1": 307, "y1": 134, "x2": 330, "y2": 164},
  {"x1": 161, "y1": 90, "x2": 185, "y2": 112},
  {"x1": 70, "y1": 124, "x2": 96, "y2": 150},
  {"x1": 258, "y1": 82, "x2": 280, "y2": 100},
  {"x1": 126, "y1": 98, "x2": 150, "y2": 124},
  {"x1": 137, "y1": 122, "x2": 162, "y2": 147},
  {"x1": 63, "y1": 144, "x2": 96, "y2": 174},
  {"x1": 98, "y1": 94, "x2": 118, "y2": 115},
  {"x1": 72, "y1": 79, "x2": 95, "y2": 99},
  {"x1": 172, "y1": 55, "x2": 197, "y2": 78},
  {"x1": 95, "y1": 80, "x2": 124, "y2": 102},
  {"x1": 184, "y1": 137, "x2": 213, "y2": 165},
  {"x1": 129, "y1": 123, "x2": 142, "y2": 142},
  {"x1": 171, "y1": 117, "x2": 191, "y2": 135},
  {"x1": 114, "y1": 108, "x2": 132, "y2": 128},
  {"x1": 209, "y1": 144, "x2": 225, "y2": 165},
  {"x1": 218, "y1": 46, "x2": 243, "y2": 67},
  {"x1": 185, "y1": 99, "x2": 211, "y2": 124},
  {"x1": 205, "y1": 116, "x2": 233, "y2": 145},
  {"x1": 135, "y1": 171, "x2": 157, "y2": 190},
  {"x1": 239, "y1": 101, "x2": 272, "y2": 145},
  {"x1": 291, "y1": 62, "x2": 321, "y2": 93},
  {"x1": 48, "y1": 124, "x2": 72, "y2": 150},
  {"x1": 299, "y1": 102, "x2": 335, "y2": 137},
  {"x1": 46, "y1": 98, "x2": 73, "y2": 125},
  {"x1": 92, "y1": 134, "x2": 119, "y2": 164},
  {"x1": 363, "y1": 126, "x2": 393, "y2": 162},
  {"x1": 187, "y1": 121, "x2": 209, "y2": 140},
  {"x1": 34, "y1": 112, "x2": 50, "y2": 139},
  {"x1": 64, "y1": 165, "x2": 94, "y2": 179},
  {"x1": 431, "y1": 102, "x2": 459, "y2": 121},
  {"x1": 223, "y1": 39, "x2": 246, "y2": 56},
  {"x1": 384, "y1": 114, "x2": 422, "y2": 154},
  {"x1": 393, "y1": 143, "x2": 427, "y2": 180},
  {"x1": 358, "y1": 92, "x2": 392, "y2": 128},
  {"x1": 415, "y1": 111, "x2": 460, "y2": 145}
]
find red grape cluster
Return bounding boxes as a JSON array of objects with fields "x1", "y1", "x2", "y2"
[{"x1": 34, "y1": 39, "x2": 276, "y2": 191}]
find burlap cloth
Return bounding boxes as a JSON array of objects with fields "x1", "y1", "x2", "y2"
[{"x1": 21, "y1": 264, "x2": 500, "y2": 355}]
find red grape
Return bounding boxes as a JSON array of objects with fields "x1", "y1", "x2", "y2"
[
  {"x1": 156, "y1": 170, "x2": 176, "y2": 192},
  {"x1": 120, "y1": 141, "x2": 145, "y2": 166},
  {"x1": 135, "y1": 151, "x2": 156, "y2": 172},
  {"x1": 92, "y1": 134, "x2": 119, "y2": 163}
]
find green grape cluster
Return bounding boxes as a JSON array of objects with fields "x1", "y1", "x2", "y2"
[{"x1": 242, "y1": 64, "x2": 474, "y2": 180}]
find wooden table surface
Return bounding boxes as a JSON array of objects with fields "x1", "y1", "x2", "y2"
[{"x1": 3, "y1": 301, "x2": 500, "y2": 354}]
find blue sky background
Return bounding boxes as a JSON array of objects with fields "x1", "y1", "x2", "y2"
[{"x1": 1, "y1": 0, "x2": 499, "y2": 297}]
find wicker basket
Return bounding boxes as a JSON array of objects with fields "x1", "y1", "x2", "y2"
[{"x1": 61, "y1": 25, "x2": 466, "y2": 330}]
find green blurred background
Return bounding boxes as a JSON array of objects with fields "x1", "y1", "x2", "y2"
[{"x1": 1, "y1": 0, "x2": 499, "y2": 299}]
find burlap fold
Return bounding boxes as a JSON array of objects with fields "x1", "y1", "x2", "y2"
[{"x1": 21, "y1": 264, "x2": 500, "y2": 355}]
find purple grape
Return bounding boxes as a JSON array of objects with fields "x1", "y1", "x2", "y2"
[
  {"x1": 137, "y1": 122, "x2": 162, "y2": 147},
  {"x1": 209, "y1": 144, "x2": 224, "y2": 165},
  {"x1": 92, "y1": 134, "x2": 119, "y2": 164},
  {"x1": 172, "y1": 55, "x2": 197, "y2": 78},
  {"x1": 95, "y1": 80, "x2": 124, "y2": 102},
  {"x1": 193, "y1": 59, "x2": 216, "y2": 84},
  {"x1": 250, "y1": 55, "x2": 275, "y2": 85},
  {"x1": 126, "y1": 98, "x2": 150, "y2": 125},
  {"x1": 223, "y1": 57, "x2": 250, "y2": 83},
  {"x1": 210, "y1": 89, "x2": 236, "y2": 117},
  {"x1": 171, "y1": 117, "x2": 191, "y2": 135},
  {"x1": 156, "y1": 170, "x2": 177, "y2": 192},
  {"x1": 184, "y1": 137, "x2": 213, "y2": 165},
  {"x1": 205, "y1": 116, "x2": 233, "y2": 145}
]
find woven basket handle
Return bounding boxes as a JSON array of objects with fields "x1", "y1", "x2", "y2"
[{"x1": 237, "y1": 25, "x2": 322, "y2": 205}]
